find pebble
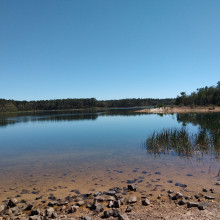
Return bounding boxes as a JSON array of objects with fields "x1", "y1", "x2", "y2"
[{"x1": 127, "y1": 196, "x2": 137, "y2": 203}]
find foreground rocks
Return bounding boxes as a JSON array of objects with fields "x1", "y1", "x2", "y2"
[{"x1": 0, "y1": 183, "x2": 219, "y2": 220}]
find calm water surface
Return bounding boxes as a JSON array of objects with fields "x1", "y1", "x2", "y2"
[{"x1": 0, "y1": 109, "x2": 219, "y2": 201}]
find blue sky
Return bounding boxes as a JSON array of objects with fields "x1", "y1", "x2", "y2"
[{"x1": 0, "y1": 0, "x2": 219, "y2": 100}]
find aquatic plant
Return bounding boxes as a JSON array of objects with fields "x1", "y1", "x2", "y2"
[{"x1": 145, "y1": 127, "x2": 218, "y2": 158}]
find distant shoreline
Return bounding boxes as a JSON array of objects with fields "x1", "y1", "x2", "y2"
[{"x1": 136, "y1": 106, "x2": 220, "y2": 114}]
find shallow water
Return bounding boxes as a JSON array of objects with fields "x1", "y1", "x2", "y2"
[{"x1": 0, "y1": 109, "x2": 219, "y2": 202}]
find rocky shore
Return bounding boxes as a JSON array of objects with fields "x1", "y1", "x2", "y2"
[
  {"x1": 136, "y1": 106, "x2": 220, "y2": 114},
  {"x1": 1, "y1": 180, "x2": 220, "y2": 220}
]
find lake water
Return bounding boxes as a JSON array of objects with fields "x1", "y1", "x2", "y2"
[{"x1": 0, "y1": 109, "x2": 219, "y2": 202}]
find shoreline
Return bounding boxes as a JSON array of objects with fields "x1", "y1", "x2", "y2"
[{"x1": 136, "y1": 106, "x2": 220, "y2": 114}]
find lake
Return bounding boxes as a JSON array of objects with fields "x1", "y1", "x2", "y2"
[{"x1": 0, "y1": 109, "x2": 219, "y2": 202}]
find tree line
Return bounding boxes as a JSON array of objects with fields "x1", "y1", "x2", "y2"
[
  {"x1": 0, "y1": 98, "x2": 174, "y2": 112},
  {"x1": 175, "y1": 81, "x2": 220, "y2": 106}
]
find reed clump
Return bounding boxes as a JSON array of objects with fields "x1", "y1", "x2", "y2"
[{"x1": 145, "y1": 128, "x2": 215, "y2": 158}]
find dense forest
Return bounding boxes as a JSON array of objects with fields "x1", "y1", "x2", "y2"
[
  {"x1": 0, "y1": 98, "x2": 174, "y2": 112},
  {"x1": 175, "y1": 81, "x2": 220, "y2": 106},
  {"x1": 1, "y1": 82, "x2": 219, "y2": 112}
]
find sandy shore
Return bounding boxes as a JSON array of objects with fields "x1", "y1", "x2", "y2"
[{"x1": 136, "y1": 106, "x2": 220, "y2": 114}]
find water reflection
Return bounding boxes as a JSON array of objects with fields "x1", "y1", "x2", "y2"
[
  {"x1": 146, "y1": 113, "x2": 220, "y2": 159},
  {"x1": 0, "y1": 108, "x2": 147, "y2": 128}
]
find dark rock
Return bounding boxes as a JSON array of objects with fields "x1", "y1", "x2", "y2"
[
  {"x1": 168, "y1": 190, "x2": 174, "y2": 193},
  {"x1": 178, "y1": 198, "x2": 187, "y2": 205},
  {"x1": 103, "y1": 210, "x2": 113, "y2": 218},
  {"x1": 81, "y1": 217, "x2": 91, "y2": 220},
  {"x1": 205, "y1": 195, "x2": 215, "y2": 200},
  {"x1": 176, "y1": 192, "x2": 183, "y2": 198},
  {"x1": 112, "y1": 208, "x2": 120, "y2": 217},
  {"x1": 30, "y1": 209, "x2": 40, "y2": 216},
  {"x1": 142, "y1": 198, "x2": 150, "y2": 206},
  {"x1": 187, "y1": 202, "x2": 199, "y2": 208},
  {"x1": 198, "y1": 202, "x2": 208, "y2": 210},
  {"x1": 175, "y1": 183, "x2": 187, "y2": 188},
  {"x1": 48, "y1": 201, "x2": 57, "y2": 207},
  {"x1": 7, "y1": 199, "x2": 18, "y2": 207},
  {"x1": 127, "y1": 185, "x2": 137, "y2": 191},
  {"x1": 125, "y1": 205, "x2": 132, "y2": 212},
  {"x1": 216, "y1": 181, "x2": 220, "y2": 185},
  {"x1": 35, "y1": 196, "x2": 42, "y2": 200},
  {"x1": 24, "y1": 204, "x2": 33, "y2": 211},
  {"x1": 202, "y1": 188, "x2": 208, "y2": 192},
  {"x1": 194, "y1": 193, "x2": 203, "y2": 199},
  {"x1": 113, "y1": 200, "x2": 121, "y2": 208}
]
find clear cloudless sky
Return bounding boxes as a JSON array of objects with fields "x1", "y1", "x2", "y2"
[{"x1": 0, "y1": 0, "x2": 219, "y2": 101}]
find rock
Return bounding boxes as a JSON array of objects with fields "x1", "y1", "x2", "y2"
[
  {"x1": 68, "y1": 205, "x2": 79, "y2": 213},
  {"x1": 29, "y1": 216, "x2": 41, "y2": 220},
  {"x1": 118, "y1": 213, "x2": 130, "y2": 220},
  {"x1": 127, "y1": 196, "x2": 137, "y2": 203},
  {"x1": 187, "y1": 202, "x2": 199, "y2": 208},
  {"x1": 175, "y1": 183, "x2": 187, "y2": 188},
  {"x1": 95, "y1": 204, "x2": 104, "y2": 212},
  {"x1": 35, "y1": 196, "x2": 42, "y2": 200},
  {"x1": 107, "y1": 196, "x2": 115, "y2": 201},
  {"x1": 46, "y1": 207, "x2": 54, "y2": 216},
  {"x1": 112, "y1": 208, "x2": 120, "y2": 217},
  {"x1": 202, "y1": 188, "x2": 208, "y2": 192},
  {"x1": 125, "y1": 205, "x2": 132, "y2": 212},
  {"x1": 176, "y1": 192, "x2": 183, "y2": 198},
  {"x1": 142, "y1": 198, "x2": 150, "y2": 206},
  {"x1": 75, "y1": 197, "x2": 83, "y2": 202},
  {"x1": 127, "y1": 185, "x2": 137, "y2": 191},
  {"x1": 81, "y1": 217, "x2": 91, "y2": 220},
  {"x1": 30, "y1": 210, "x2": 40, "y2": 216},
  {"x1": 86, "y1": 202, "x2": 93, "y2": 209},
  {"x1": 76, "y1": 200, "x2": 85, "y2": 206},
  {"x1": 94, "y1": 191, "x2": 102, "y2": 197},
  {"x1": 178, "y1": 198, "x2": 187, "y2": 205},
  {"x1": 24, "y1": 204, "x2": 33, "y2": 211},
  {"x1": 216, "y1": 181, "x2": 220, "y2": 185},
  {"x1": 170, "y1": 194, "x2": 178, "y2": 200},
  {"x1": 107, "y1": 190, "x2": 116, "y2": 196},
  {"x1": 48, "y1": 195, "x2": 56, "y2": 200},
  {"x1": 119, "y1": 197, "x2": 126, "y2": 204},
  {"x1": 194, "y1": 193, "x2": 203, "y2": 199},
  {"x1": 113, "y1": 200, "x2": 121, "y2": 208},
  {"x1": 103, "y1": 210, "x2": 113, "y2": 218},
  {"x1": 48, "y1": 201, "x2": 57, "y2": 207},
  {"x1": 7, "y1": 199, "x2": 18, "y2": 207},
  {"x1": 198, "y1": 202, "x2": 208, "y2": 210},
  {"x1": 205, "y1": 195, "x2": 215, "y2": 200},
  {"x1": 210, "y1": 188, "x2": 214, "y2": 193},
  {"x1": 95, "y1": 196, "x2": 105, "y2": 202},
  {"x1": 108, "y1": 200, "x2": 114, "y2": 208},
  {"x1": 0, "y1": 205, "x2": 6, "y2": 213}
]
